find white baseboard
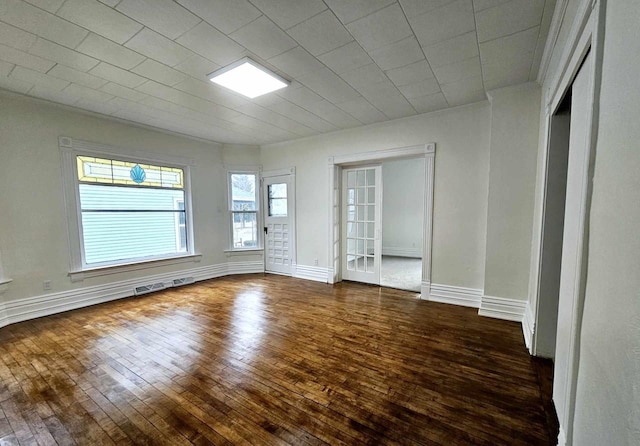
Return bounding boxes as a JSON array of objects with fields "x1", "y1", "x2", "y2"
[
  {"x1": 0, "y1": 260, "x2": 264, "y2": 330},
  {"x1": 428, "y1": 283, "x2": 483, "y2": 308},
  {"x1": 479, "y1": 295, "x2": 527, "y2": 322},
  {"x1": 382, "y1": 247, "x2": 422, "y2": 258},
  {"x1": 294, "y1": 265, "x2": 329, "y2": 283},
  {"x1": 557, "y1": 425, "x2": 567, "y2": 446},
  {"x1": 522, "y1": 301, "x2": 536, "y2": 352}
]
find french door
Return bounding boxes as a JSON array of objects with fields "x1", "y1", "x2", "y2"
[
  {"x1": 341, "y1": 165, "x2": 382, "y2": 285},
  {"x1": 263, "y1": 175, "x2": 292, "y2": 275}
]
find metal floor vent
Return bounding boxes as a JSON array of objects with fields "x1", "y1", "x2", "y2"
[
  {"x1": 134, "y1": 282, "x2": 168, "y2": 296},
  {"x1": 172, "y1": 277, "x2": 195, "y2": 287}
]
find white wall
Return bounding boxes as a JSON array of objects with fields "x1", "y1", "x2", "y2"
[
  {"x1": 382, "y1": 158, "x2": 425, "y2": 258},
  {"x1": 484, "y1": 83, "x2": 541, "y2": 301},
  {"x1": 261, "y1": 102, "x2": 492, "y2": 290},
  {"x1": 0, "y1": 92, "x2": 261, "y2": 304},
  {"x1": 571, "y1": 2, "x2": 640, "y2": 444}
]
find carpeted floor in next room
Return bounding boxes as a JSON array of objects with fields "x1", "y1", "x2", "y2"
[{"x1": 381, "y1": 255, "x2": 422, "y2": 291}]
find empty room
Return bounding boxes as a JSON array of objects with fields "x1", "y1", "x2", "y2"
[{"x1": 0, "y1": 0, "x2": 638, "y2": 445}]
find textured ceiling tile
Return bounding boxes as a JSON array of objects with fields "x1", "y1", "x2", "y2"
[
  {"x1": 24, "y1": 0, "x2": 65, "y2": 13},
  {"x1": 249, "y1": 0, "x2": 327, "y2": 29},
  {"x1": 476, "y1": 0, "x2": 545, "y2": 42},
  {"x1": 335, "y1": 96, "x2": 387, "y2": 124},
  {"x1": 341, "y1": 63, "x2": 388, "y2": 91},
  {"x1": 173, "y1": 53, "x2": 220, "y2": 80},
  {"x1": 483, "y1": 57, "x2": 530, "y2": 90},
  {"x1": 29, "y1": 85, "x2": 82, "y2": 105},
  {"x1": 479, "y1": 26, "x2": 539, "y2": 63},
  {"x1": 100, "y1": 82, "x2": 149, "y2": 102},
  {"x1": 304, "y1": 99, "x2": 363, "y2": 128},
  {"x1": 0, "y1": 75, "x2": 35, "y2": 94},
  {"x1": 79, "y1": 33, "x2": 145, "y2": 69},
  {"x1": 473, "y1": 0, "x2": 512, "y2": 12},
  {"x1": 115, "y1": 0, "x2": 201, "y2": 40},
  {"x1": 346, "y1": 4, "x2": 412, "y2": 51},
  {"x1": 125, "y1": 28, "x2": 193, "y2": 67},
  {"x1": 0, "y1": 0, "x2": 88, "y2": 48},
  {"x1": 297, "y1": 67, "x2": 360, "y2": 103},
  {"x1": 410, "y1": 0, "x2": 475, "y2": 47},
  {"x1": 324, "y1": 0, "x2": 394, "y2": 24},
  {"x1": 433, "y1": 56, "x2": 482, "y2": 84},
  {"x1": 407, "y1": 92, "x2": 449, "y2": 114},
  {"x1": 440, "y1": 75, "x2": 485, "y2": 105},
  {"x1": 131, "y1": 59, "x2": 188, "y2": 87},
  {"x1": 0, "y1": 60, "x2": 14, "y2": 76},
  {"x1": 398, "y1": 0, "x2": 457, "y2": 17},
  {"x1": 173, "y1": 77, "x2": 250, "y2": 108},
  {"x1": 48, "y1": 64, "x2": 108, "y2": 89},
  {"x1": 29, "y1": 39, "x2": 99, "y2": 72},
  {"x1": 268, "y1": 46, "x2": 325, "y2": 78},
  {"x1": 230, "y1": 16, "x2": 297, "y2": 59},
  {"x1": 397, "y1": 77, "x2": 441, "y2": 99},
  {"x1": 57, "y1": 0, "x2": 142, "y2": 44},
  {"x1": 176, "y1": 0, "x2": 262, "y2": 34},
  {"x1": 268, "y1": 100, "x2": 338, "y2": 133},
  {"x1": 287, "y1": 10, "x2": 353, "y2": 56},
  {"x1": 443, "y1": 87, "x2": 486, "y2": 106},
  {"x1": 10, "y1": 65, "x2": 69, "y2": 90},
  {"x1": 423, "y1": 31, "x2": 479, "y2": 68},
  {"x1": 385, "y1": 60, "x2": 435, "y2": 87},
  {"x1": 89, "y1": 62, "x2": 147, "y2": 88},
  {"x1": 318, "y1": 41, "x2": 373, "y2": 75},
  {"x1": 0, "y1": 21, "x2": 37, "y2": 51},
  {"x1": 276, "y1": 85, "x2": 323, "y2": 108},
  {"x1": 63, "y1": 82, "x2": 114, "y2": 102},
  {"x1": 176, "y1": 22, "x2": 245, "y2": 66},
  {"x1": 0, "y1": 43, "x2": 55, "y2": 72},
  {"x1": 366, "y1": 90, "x2": 416, "y2": 120},
  {"x1": 369, "y1": 37, "x2": 424, "y2": 71}
]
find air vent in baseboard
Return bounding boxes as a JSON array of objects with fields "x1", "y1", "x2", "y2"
[
  {"x1": 134, "y1": 282, "x2": 168, "y2": 296},
  {"x1": 172, "y1": 277, "x2": 195, "y2": 287}
]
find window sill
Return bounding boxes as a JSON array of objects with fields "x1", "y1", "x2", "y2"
[
  {"x1": 224, "y1": 248, "x2": 264, "y2": 257},
  {"x1": 69, "y1": 254, "x2": 202, "y2": 283}
]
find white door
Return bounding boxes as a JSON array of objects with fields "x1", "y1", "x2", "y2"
[
  {"x1": 341, "y1": 166, "x2": 382, "y2": 285},
  {"x1": 553, "y1": 52, "x2": 594, "y2": 437},
  {"x1": 263, "y1": 175, "x2": 292, "y2": 275}
]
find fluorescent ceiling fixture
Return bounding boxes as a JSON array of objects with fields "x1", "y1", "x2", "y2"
[{"x1": 208, "y1": 58, "x2": 289, "y2": 98}]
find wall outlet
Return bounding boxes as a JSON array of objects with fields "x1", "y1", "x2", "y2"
[
  {"x1": 314, "y1": 259, "x2": 318, "y2": 266},
  {"x1": 43, "y1": 280, "x2": 52, "y2": 291}
]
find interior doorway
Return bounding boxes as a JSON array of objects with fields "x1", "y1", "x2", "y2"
[
  {"x1": 380, "y1": 158, "x2": 425, "y2": 292},
  {"x1": 262, "y1": 168, "x2": 296, "y2": 276}
]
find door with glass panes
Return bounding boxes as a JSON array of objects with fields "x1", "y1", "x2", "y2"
[
  {"x1": 341, "y1": 166, "x2": 381, "y2": 285},
  {"x1": 263, "y1": 175, "x2": 292, "y2": 275}
]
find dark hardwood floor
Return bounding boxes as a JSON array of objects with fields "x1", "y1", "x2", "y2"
[{"x1": 0, "y1": 274, "x2": 556, "y2": 445}]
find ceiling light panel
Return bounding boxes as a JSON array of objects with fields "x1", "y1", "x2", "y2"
[{"x1": 208, "y1": 58, "x2": 289, "y2": 98}]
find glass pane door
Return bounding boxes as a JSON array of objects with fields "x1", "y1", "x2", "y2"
[{"x1": 342, "y1": 166, "x2": 381, "y2": 285}]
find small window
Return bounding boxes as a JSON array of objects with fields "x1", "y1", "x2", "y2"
[
  {"x1": 76, "y1": 155, "x2": 190, "y2": 266},
  {"x1": 268, "y1": 183, "x2": 287, "y2": 217},
  {"x1": 229, "y1": 172, "x2": 259, "y2": 249}
]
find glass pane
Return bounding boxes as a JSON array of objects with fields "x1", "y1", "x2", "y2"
[
  {"x1": 347, "y1": 238, "x2": 356, "y2": 254},
  {"x1": 357, "y1": 205, "x2": 365, "y2": 221},
  {"x1": 367, "y1": 205, "x2": 375, "y2": 221},
  {"x1": 232, "y1": 212, "x2": 258, "y2": 248},
  {"x1": 357, "y1": 170, "x2": 365, "y2": 187},
  {"x1": 347, "y1": 171, "x2": 356, "y2": 188},
  {"x1": 367, "y1": 187, "x2": 375, "y2": 204},
  {"x1": 347, "y1": 222, "x2": 356, "y2": 237},
  {"x1": 357, "y1": 188, "x2": 366, "y2": 204},
  {"x1": 367, "y1": 239, "x2": 374, "y2": 255},
  {"x1": 79, "y1": 184, "x2": 184, "y2": 211},
  {"x1": 347, "y1": 255, "x2": 356, "y2": 270},
  {"x1": 366, "y1": 222, "x2": 375, "y2": 239},
  {"x1": 231, "y1": 173, "x2": 256, "y2": 211},
  {"x1": 356, "y1": 256, "x2": 365, "y2": 271},
  {"x1": 269, "y1": 198, "x2": 287, "y2": 217},
  {"x1": 357, "y1": 222, "x2": 364, "y2": 238},
  {"x1": 366, "y1": 256, "x2": 375, "y2": 271},
  {"x1": 269, "y1": 183, "x2": 287, "y2": 199},
  {"x1": 347, "y1": 205, "x2": 356, "y2": 222},
  {"x1": 77, "y1": 156, "x2": 184, "y2": 189},
  {"x1": 347, "y1": 188, "x2": 355, "y2": 205},
  {"x1": 357, "y1": 239, "x2": 364, "y2": 255},
  {"x1": 366, "y1": 169, "x2": 375, "y2": 186}
]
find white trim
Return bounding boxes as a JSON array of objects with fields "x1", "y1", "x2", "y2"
[
  {"x1": 382, "y1": 247, "x2": 421, "y2": 258},
  {"x1": 332, "y1": 144, "x2": 435, "y2": 166},
  {"x1": 537, "y1": 0, "x2": 570, "y2": 84},
  {"x1": 428, "y1": 283, "x2": 483, "y2": 308},
  {"x1": 293, "y1": 265, "x2": 329, "y2": 283},
  {"x1": 522, "y1": 301, "x2": 535, "y2": 352},
  {"x1": 557, "y1": 425, "x2": 567, "y2": 446},
  {"x1": 69, "y1": 254, "x2": 203, "y2": 283},
  {"x1": 262, "y1": 167, "x2": 295, "y2": 178},
  {"x1": 479, "y1": 295, "x2": 527, "y2": 322},
  {"x1": 0, "y1": 260, "x2": 264, "y2": 330},
  {"x1": 224, "y1": 249, "x2": 264, "y2": 256}
]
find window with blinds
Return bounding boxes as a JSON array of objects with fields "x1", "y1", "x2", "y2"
[{"x1": 76, "y1": 156, "x2": 188, "y2": 266}]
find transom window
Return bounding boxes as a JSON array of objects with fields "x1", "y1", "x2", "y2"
[
  {"x1": 76, "y1": 155, "x2": 190, "y2": 266},
  {"x1": 228, "y1": 172, "x2": 259, "y2": 249}
]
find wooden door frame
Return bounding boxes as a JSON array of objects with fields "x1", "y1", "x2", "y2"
[
  {"x1": 262, "y1": 167, "x2": 296, "y2": 276},
  {"x1": 327, "y1": 144, "x2": 435, "y2": 298},
  {"x1": 527, "y1": 1, "x2": 604, "y2": 444}
]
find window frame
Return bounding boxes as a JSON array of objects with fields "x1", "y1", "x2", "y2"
[
  {"x1": 60, "y1": 137, "x2": 200, "y2": 281},
  {"x1": 227, "y1": 170, "x2": 261, "y2": 251}
]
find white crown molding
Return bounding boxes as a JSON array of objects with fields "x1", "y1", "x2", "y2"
[
  {"x1": 294, "y1": 265, "x2": 329, "y2": 283},
  {"x1": 0, "y1": 261, "x2": 264, "y2": 330},
  {"x1": 428, "y1": 283, "x2": 483, "y2": 308},
  {"x1": 479, "y1": 295, "x2": 527, "y2": 322}
]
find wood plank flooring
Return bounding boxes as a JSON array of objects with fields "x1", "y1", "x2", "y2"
[{"x1": 0, "y1": 274, "x2": 556, "y2": 445}]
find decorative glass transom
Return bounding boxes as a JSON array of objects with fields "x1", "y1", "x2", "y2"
[{"x1": 77, "y1": 156, "x2": 184, "y2": 189}]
